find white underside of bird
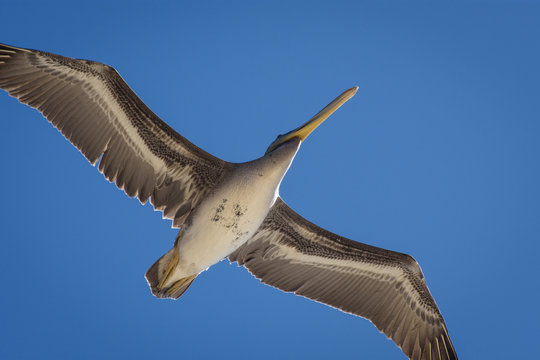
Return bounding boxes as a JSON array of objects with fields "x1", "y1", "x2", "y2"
[{"x1": 157, "y1": 140, "x2": 300, "y2": 293}]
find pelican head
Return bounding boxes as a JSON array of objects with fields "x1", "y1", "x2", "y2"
[{"x1": 265, "y1": 87, "x2": 358, "y2": 154}]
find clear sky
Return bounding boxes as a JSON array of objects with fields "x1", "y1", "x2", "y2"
[{"x1": 1, "y1": 1, "x2": 539, "y2": 359}]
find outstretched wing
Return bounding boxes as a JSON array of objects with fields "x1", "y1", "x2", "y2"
[
  {"x1": 0, "y1": 43, "x2": 233, "y2": 227},
  {"x1": 230, "y1": 198, "x2": 457, "y2": 360}
]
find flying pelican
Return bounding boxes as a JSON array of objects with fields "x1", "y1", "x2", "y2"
[{"x1": 0, "y1": 43, "x2": 457, "y2": 360}]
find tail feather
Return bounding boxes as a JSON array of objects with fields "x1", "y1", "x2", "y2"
[
  {"x1": 164, "y1": 274, "x2": 197, "y2": 299},
  {"x1": 145, "y1": 247, "x2": 197, "y2": 299}
]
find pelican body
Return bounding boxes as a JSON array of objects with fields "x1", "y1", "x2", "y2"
[
  {"x1": 0, "y1": 43, "x2": 457, "y2": 360},
  {"x1": 156, "y1": 139, "x2": 300, "y2": 295}
]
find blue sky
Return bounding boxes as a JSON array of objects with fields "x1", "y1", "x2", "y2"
[{"x1": 1, "y1": 1, "x2": 539, "y2": 359}]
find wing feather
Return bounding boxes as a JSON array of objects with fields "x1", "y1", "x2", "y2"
[
  {"x1": 230, "y1": 197, "x2": 457, "y2": 360},
  {"x1": 0, "y1": 43, "x2": 233, "y2": 226}
]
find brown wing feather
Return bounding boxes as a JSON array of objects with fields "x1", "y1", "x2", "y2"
[
  {"x1": 230, "y1": 197, "x2": 457, "y2": 360},
  {"x1": 0, "y1": 43, "x2": 232, "y2": 226}
]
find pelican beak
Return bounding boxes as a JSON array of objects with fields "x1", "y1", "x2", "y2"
[{"x1": 265, "y1": 86, "x2": 358, "y2": 154}]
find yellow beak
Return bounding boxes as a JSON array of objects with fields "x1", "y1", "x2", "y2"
[{"x1": 265, "y1": 87, "x2": 358, "y2": 154}]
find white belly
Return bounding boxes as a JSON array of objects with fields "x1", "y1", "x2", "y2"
[{"x1": 176, "y1": 166, "x2": 281, "y2": 275}]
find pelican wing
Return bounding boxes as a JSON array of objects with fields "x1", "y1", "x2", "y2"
[
  {"x1": 230, "y1": 198, "x2": 457, "y2": 360},
  {"x1": 0, "y1": 43, "x2": 232, "y2": 227}
]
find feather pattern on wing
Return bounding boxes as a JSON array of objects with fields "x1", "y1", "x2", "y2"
[
  {"x1": 230, "y1": 197, "x2": 457, "y2": 360},
  {"x1": 0, "y1": 43, "x2": 232, "y2": 227}
]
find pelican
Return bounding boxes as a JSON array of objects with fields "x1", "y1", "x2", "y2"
[{"x1": 0, "y1": 43, "x2": 457, "y2": 360}]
